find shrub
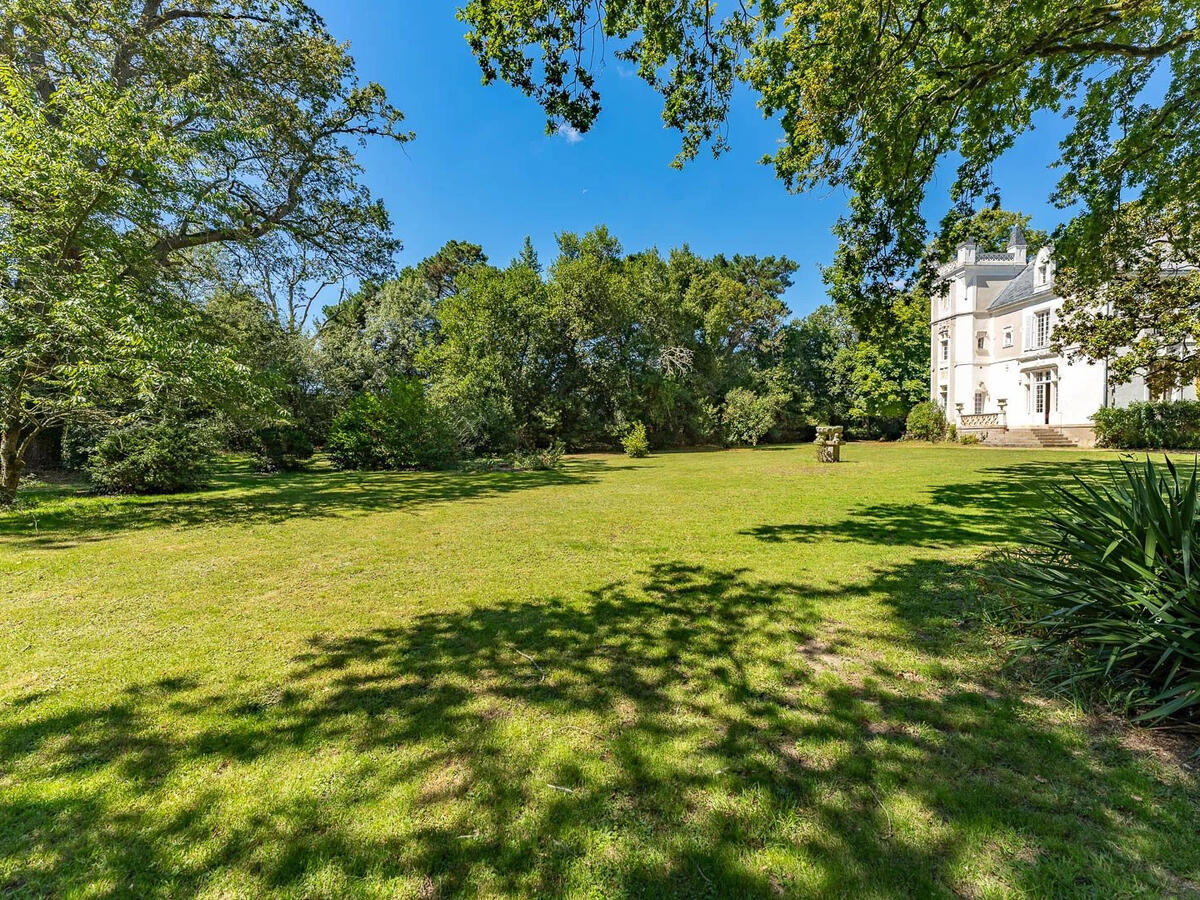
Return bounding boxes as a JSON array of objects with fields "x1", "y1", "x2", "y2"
[
  {"x1": 721, "y1": 388, "x2": 785, "y2": 447},
  {"x1": 623, "y1": 422, "x2": 650, "y2": 458},
  {"x1": 326, "y1": 378, "x2": 457, "y2": 470},
  {"x1": 959, "y1": 433, "x2": 981, "y2": 445},
  {"x1": 905, "y1": 402, "x2": 947, "y2": 442},
  {"x1": 254, "y1": 424, "x2": 314, "y2": 473},
  {"x1": 1002, "y1": 456, "x2": 1200, "y2": 723},
  {"x1": 509, "y1": 441, "x2": 565, "y2": 471},
  {"x1": 87, "y1": 418, "x2": 221, "y2": 494},
  {"x1": 61, "y1": 420, "x2": 107, "y2": 471},
  {"x1": 947, "y1": 423, "x2": 958, "y2": 442},
  {"x1": 1092, "y1": 400, "x2": 1200, "y2": 449}
]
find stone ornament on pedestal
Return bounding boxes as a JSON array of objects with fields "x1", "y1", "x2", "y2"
[{"x1": 815, "y1": 425, "x2": 843, "y2": 463}]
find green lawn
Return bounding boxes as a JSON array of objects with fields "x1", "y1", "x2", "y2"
[{"x1": 1, "y1": 444, "x2": 1197, "y2": 898}]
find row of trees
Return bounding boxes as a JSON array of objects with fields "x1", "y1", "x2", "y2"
[
  {"x1": 0, "y1": 0, "x2": 962, "y2": 505},
  {"x1": 11, "y1": 0, "x2": 1169, "y2": 502},
  {"x1": 199, "y1": 226, "x2": 934, "y2": 468}
]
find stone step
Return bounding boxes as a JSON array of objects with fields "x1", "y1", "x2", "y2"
[{"x1": 981, "y1": 426, "x2": 1078, "y2": 449}]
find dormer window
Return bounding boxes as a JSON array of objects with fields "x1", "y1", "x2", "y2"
[{"x1": 1034, "y1": 246, "x2": 1053, "y2": 290}]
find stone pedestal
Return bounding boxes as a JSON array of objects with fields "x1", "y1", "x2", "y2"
[{"x1": 815, "y1": 425, "x2": 843, "y2": 463}]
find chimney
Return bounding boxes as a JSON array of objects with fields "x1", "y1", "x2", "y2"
[{"x1": 957, "y1": 240, "x2": 977, "y2": 265}]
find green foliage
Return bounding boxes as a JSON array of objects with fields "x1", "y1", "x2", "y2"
[
  {"x1": 458, "y1": 2, "x2": 1197, "y2": 348},
  {"x1": 317, "y1": 272, "x2": 438, "y2": 405},
  {"x1": 905, "y1": 402, "x2": 946, "y2": 442},
  {"x1": 419, "y1": 240, "x2": 488, "y2": 300},
  {"x1": 1003, "y1": 457, "x2": 1200, "y2": 723},
  {"x1": 86, "y1": 419, "x2": 221, "y2": 495},
  {"x1": 947, "y1": 424, "x2": 958, "y2": 442},
  {"x1": 326, "y1": 379, "x2": 457, "y2": 471},
  {"x1": 835, "y1": 292, "x2": 930, "y2": 428},
  {"x1": 509, "y1": 441, "x2": 565, "y2": 471},
  {"x1": 721, "y1": 388, "x2": 785, "y2": 447},
  {"x1": 0, "y1": 0, "x2": 408, "y2": 503},
  {"x1": 253, "y1": 426, "x2": 314, "y2": 474},
  {"x1": 422, "y1": 259, "x2": 560, "y2": 453},
  {"x1": 418, "y1": 228, "x2": 797, "y2": 454},
  {"x1": 1093, "y1": 401, "x2": 1200, "y2": 450},
  {"x1": 622, "y1": 423, "x2": 650, "y2": 458},
  {"x1": 61, "y1": 421, "x2": 107, "y2": 472},
  {"x1": 1055, "y1": 203, "x2": 1200, "y2": 394},
  {"x1": 205, "y1": 284, "x2": 327, "y2": 447},
  {"x1": 959, "y1": 433, "x2": 981, "y2": 446},
  {"x1": 780, "y1": 305, "x2": 853, "y2": 429}
]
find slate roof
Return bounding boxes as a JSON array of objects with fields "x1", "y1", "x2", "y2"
[{"x1": 987, "y1": 260, "x2": 1036, "y2": 309}]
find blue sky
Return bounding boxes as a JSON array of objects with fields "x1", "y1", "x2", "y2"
[{"x1": 314, "y1": 3, "x2": 1076, "y2": 316}]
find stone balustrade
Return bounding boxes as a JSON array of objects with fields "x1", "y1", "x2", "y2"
[{"x1": 959, "y1": 413, "x2": 1000, "y2": 429}]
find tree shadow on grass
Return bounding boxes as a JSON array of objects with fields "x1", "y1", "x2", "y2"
[
  {"x1": 742, "y1": 457, "x2": 1120, "y2": 549},
  {"x1": 0, "y1": 459, "x2": 618, "y2": 550},
  {"x1": 2, "y1": 561, "x2": 1196, "y2": 897}
]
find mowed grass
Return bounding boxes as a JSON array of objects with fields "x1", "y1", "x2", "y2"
[{"x1": 1, "y1": 444, "x2": 1197, "y2": 898}]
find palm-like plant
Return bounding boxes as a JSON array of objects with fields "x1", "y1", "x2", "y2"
[{"x1": 1005, "y1": 455, "x2": 1199, "y2": 723}]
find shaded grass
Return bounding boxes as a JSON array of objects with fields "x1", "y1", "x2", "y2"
[{"x1": 0, "y1": 444, "x2": 1197, "y2": 897}]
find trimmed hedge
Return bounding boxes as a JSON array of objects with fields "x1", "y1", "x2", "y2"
[{"x1": 1092, "y1": 400, "x2": 1200, "y2": 449}]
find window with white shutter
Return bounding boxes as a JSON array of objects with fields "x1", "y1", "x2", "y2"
[{"x1": 1035, "y1": 311, "x2": 1051, "y2": 348}]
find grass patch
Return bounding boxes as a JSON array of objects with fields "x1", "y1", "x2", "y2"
[{"x1": 1, "y1": 444, "x2": 1197, "y2": 897}]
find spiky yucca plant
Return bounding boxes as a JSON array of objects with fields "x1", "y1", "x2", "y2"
[{"x1": 1005, "y1": 455, "x2": 1199, "y2": 723}]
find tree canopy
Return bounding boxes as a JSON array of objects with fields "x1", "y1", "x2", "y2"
[
  {"x1": 457, "y1": 0, "x2": 1199, "y2": 329},
  {"x1": 0, "y1": 0, "x2": 408, "y2": 501}
]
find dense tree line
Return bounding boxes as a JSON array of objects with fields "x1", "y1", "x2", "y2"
[
  {"x1": 38, "y1": 222, "x2": 939, "y2": 494},
  {"x1": 235, "y1": 227, "x2": 938, "y2": 465},
  {"x1": 211, "y1": 229, "x2": 832, "y2": 460},
  {"x1": 31, "y1": 210, "x2": 1065, "y2": 495}
]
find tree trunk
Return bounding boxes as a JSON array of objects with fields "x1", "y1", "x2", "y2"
[{"x1": 0, "y1": 422, "x2": 24, "y2": 506}]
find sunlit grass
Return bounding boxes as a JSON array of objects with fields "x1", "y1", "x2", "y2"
[{"x1": 1, "y1": 444, "x2": 1197, "y2": 897}]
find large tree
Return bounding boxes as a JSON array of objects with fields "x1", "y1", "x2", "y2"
[
  {"x1": 457, "y1": 1, "x2": 1199, "y2": 340},
  {"x1": 1054, "y1": 202, "x2": 1200, "y2": 394},
  {"x1": 0, "y1": 0, "x2": 408, "y2": 503},
  {"x1": 317, "y1": 270, "x2": 439, "y2": 405}
]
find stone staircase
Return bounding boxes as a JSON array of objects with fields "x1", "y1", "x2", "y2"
[{"x1": 984, "y1": 426, "x2": 1078, "y2": 448}]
